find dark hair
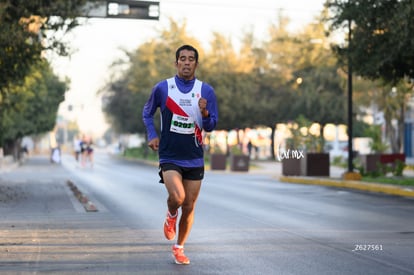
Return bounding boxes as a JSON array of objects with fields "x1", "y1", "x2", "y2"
[{"x1": 175, "y1": 45, "x2": 199, "y2": 63}]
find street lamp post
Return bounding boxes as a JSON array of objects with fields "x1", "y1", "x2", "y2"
[
  {"x1": 342, "y1": 14, "x2": 361, "y2": 181},
  {"x1": 347, "y1": 18, "x2": 354, "y2": 173}
]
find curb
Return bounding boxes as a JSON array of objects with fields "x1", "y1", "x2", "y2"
[
  {"x1": 66, "y1": 180, "x2": 98, "y2": 212},
  {"x1": 279, "y1": 176, "x2": 414, "y2": 198}
]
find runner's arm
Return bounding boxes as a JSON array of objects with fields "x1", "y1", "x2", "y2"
[
  {"x1": 142, "y1": 84, "x2": 163, "y2": 141},
  {"x1": 201, "y1": 85, "x2": 218, "y2": 132}
]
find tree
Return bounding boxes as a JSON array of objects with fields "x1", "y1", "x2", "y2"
[
  {"x1": 325, "y1": 0, "x2": 414, "y2": 153},
  {"x1": 292, "y1": 66, "x2": 347, "y2": 127},
  {"x1": 103, "y1": 77, "x2": 146, "y2": 134},
  {"x1": 325, "y1": 0, "x2": 414, "y2": 84},
  {"x1": 201, "y1": 33, "x2": 261, "y2": 130},
  {"x1": 289, "y1": 19, "x2": 347, "y2": 125},
  {"x1": 264, "y1": 16, "x2": 349, "y2": 155},
  {"x1": 102, "y1": 16, "x2": 352, "y2": 160},
  {"x1": 0, "y1": 0, "x2": 97, "y2": 150},
  {"x1": 1, "y1": 60, "x2": 67, "y2": 158},
  {"x1": 360, "y1": 80, "x2": 411, "y2": 153},
  {"x1": 0, "y1": 0, "x2": 93, "y2": 97}
]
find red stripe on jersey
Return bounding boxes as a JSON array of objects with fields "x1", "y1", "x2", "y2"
[{"x1": 166, "y1": 96, "x2": 188, "y2": 116}]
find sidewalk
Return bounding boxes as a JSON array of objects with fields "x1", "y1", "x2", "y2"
[
  {"x1": 0, "y1": 155, "x2": 176, "y2": 274},
  {"x1": 249, "y1": 160, "x2": 414, "y2": 198}
]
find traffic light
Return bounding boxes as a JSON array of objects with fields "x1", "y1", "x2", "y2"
[
  {"x1": 107, "y1": 0, "x2": 159, "y2": 20},
  {"x1": 82, "y1": 0, "x2": 159, "y2": 20}
]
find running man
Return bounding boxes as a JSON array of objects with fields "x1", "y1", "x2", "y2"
[{"x1": 142, "y1": 44, "x2": 218, "y2": 264}]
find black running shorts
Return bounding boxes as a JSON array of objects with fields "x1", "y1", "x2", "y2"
[{"x1": 158, "y1": 163, "x2": 204, "y2": 183}]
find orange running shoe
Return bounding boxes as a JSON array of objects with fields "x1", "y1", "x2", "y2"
[
  {"x1": 163, "y1": 212, "x2": 177, "y2": 240},
  {"x1": 172, "y1": 245, "x2": 190, "y2": 265}
]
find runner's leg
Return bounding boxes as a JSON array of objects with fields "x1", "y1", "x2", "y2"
[{"x1": 177, "y1": 179, "x2": 201, "y2": 246}]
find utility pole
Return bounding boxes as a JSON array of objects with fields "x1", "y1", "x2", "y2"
[{"x1": 347, "y1": 18, "x2": 353, "y2": 173}]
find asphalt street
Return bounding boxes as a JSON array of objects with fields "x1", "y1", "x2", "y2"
[{"x1": 0, "y1": 153, "x2": 414, "y2": 274}]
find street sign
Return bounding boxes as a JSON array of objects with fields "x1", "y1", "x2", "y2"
[{"x1": 82, "y1": 0, "x2": 159, "y2": 20}]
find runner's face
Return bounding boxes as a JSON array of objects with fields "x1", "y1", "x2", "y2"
[{"x1": 176, "y1": 49, "x2": 198, "y2": 80}]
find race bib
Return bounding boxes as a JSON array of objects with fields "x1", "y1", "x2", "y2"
[{"x1": 170, "y1": 113, "x2": 195, "y2": 134}]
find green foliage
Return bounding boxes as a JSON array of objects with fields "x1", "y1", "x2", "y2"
[
  {"x1": 393, "y1": 159, "x2": 405, "y2": 177},
  {"x1": 0, "y1": 0, "x2": 91, "y2": 95},
  {"x1": 291, "y1": 65, "x2": 347, "y2": 126},
  {"x1": 353, "y1": 119, "x2": 371, "y2": 138},
  {"x1": 209, "y1": 142, "x2": 226, "y2": 154},
  {"x1": 326, "y1": 0, "x2": 414, "y2": 152},
  {"x1": 285, "y1": 115, "x2": 325, "y2": 152},
  {"x1": 363, "y1": 125, "x2": 388, "y2": 153},
  {"x1": 123, "y1": 145, "x2": 158, "y2": 162},
  {"x1": 325, "y1": 0, "x2": 414, "y2": 84},
  {"x1": 356, "y1": 161, "x2": 385, "y2": 178},
  {"x1": 0, "y1": 0, "x2": 94, "y2": 151},
  {"x1": 229, "y1": 145, "x2": 243, "y2": 155},
  {"x1": 361, "y1": 176, "x2": 414, "y2": 186},
  {"x1": 103, "y1": 77, "x2": 149, "y2": 134},
  {"x1": 102, "y1": 18, "x2": 348, "y2": 134},
  {"x1": 356, "y1": 159, "x2": 406, "y2": 178},
  {"x1": 332, "y1": 155, "x2": 346, "y2": 167},
  {"x1": 0, "y1": 60, "x2": 66, "y2": 150}
]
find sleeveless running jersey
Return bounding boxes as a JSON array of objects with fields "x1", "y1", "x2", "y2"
[
  {"x1": 165, "y1": 77, "x2": 203, "y2": 145},
  {"x1": 142, "y1": 75, "x2": 218, "y2": 167}
]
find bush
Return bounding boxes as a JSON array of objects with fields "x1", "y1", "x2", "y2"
[
  {"x1": 124, "y1": 145, "x2": 158, "y2": 161},
  {"x1": 357, "y1": 159, "x2": 406, "y2": 178},
  {"x1": 393, "y1": 159, "x2": 405, "y2": 177},
  {"x1": 332, "y1": 156, "x2": 346, "y2": 167}
]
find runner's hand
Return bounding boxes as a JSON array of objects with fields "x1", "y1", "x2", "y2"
[
  {"x1": 199, "y1": 98, "x2": 209, "y2": 118},
  {"x1": 148, "y1": 138, "x2": 159, "y2": 151}
]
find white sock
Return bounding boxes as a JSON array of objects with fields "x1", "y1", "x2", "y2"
[
  {"x1": 168, "y1": 210, "x2": 178, "y2": 218},
  {"x1": 174, "y1": 244, "x2": 183, "y2": 249}
]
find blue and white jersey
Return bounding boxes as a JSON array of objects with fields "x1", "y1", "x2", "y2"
[{"x1": 142, "y1": 75, "x2": 218, "y2": 167}]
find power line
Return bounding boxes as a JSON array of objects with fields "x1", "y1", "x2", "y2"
[{"x1": 162, "y1": 0, "x2": 323, "y2": 13}]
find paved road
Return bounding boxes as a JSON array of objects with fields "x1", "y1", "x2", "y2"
[{"x1": 0, "y1": 153, "x2": 413, "y2": 274}]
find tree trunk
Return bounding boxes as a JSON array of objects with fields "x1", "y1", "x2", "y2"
[
  {"x1": 270, "y1": 126, "x2": 276, "y2": 160},
  {"x1": 319, "y1": 124, "x2": 326, "y2": 153},
  {"x1": 397, "y1": 103, "x2": 405, "y2": 153},
  {"x1": 3, "y1": 138, "x2": 22, "y2": 161}
]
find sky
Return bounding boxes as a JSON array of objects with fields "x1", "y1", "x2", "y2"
[{"x1": 51, "y1": 0, "x2": 326, "y2": 138}]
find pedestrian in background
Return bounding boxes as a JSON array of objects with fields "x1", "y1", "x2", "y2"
[
  {"x1": 142, "y1": 44, "x2": 218, "y2": 265},
  {"x1": 49, "y1": 129, "x2": 60, "y2": 164},
  {"x1": 73, "y1": 135, "x2": 82, "y2": 163},
  {"x1": 80, "y1": 134, "x2": 94, "y2": 168}
]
